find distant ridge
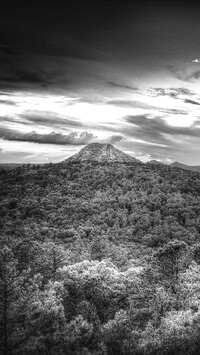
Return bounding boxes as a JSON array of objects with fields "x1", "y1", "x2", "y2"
[
  {"x1": 148, "y1": 160, "x2": 164, "y2": 165},
  {"x1": 170, "y1": 161, "x2": 200, "y2": 172},
  {"x1": 0, "y1": 163, "x2": 22, "y2": 170},
  {"x1": 65, "y1": 143, "x2": 140, "y2": 164}
]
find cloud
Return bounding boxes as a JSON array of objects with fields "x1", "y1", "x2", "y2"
[
  {"x1": 4, "y1": 130, "x2": 125, "y2": 146},
  {"x1": 0, "y1": 91, "x2": 13, "y2": 96},
  {"x1": 16, "y1": 68, "x2": 52, "y2": 85},
  {"x1": 106, "y1": 98, "x2": 159, "y2": 109},
  {"x1": 0, "y1": 99, "x2": 17, "y2": 105},
  {"x1": 106, "y1": 98, "x2": 187, "y2": 115},
  {"x1": 161, "y1": 108, "x2": 188, "y2": 115},
  {"x1": 181, "y1": 69, "x2": 200, "y2": 81},
  {"x1": 0, "y1": 43, "x2": 19, "y2": 56},
  {"x1": 168, "y1": 63, "x2": 200, "y2": 82},
  {"x1": 146, "y1": 87, "x2": 195, "y2": 98},
  {"x1": 184, "y1": 99, "x2": 200, "y2": 105},
  {"x1": 0, "y1": 126, "x2": 22, "y2": 138},
  {"x1": 146, "y1": 88, "x2": 178, "y2": 98},
  {"x1": 123, "y1": 115, "x2": 200, "y2": 146},
  {"x1": 0, "y1": 36, "x2": 107, "y2": 93},
  {"x1": 20, "y1": 111, "x2": 83, "y2": 129},
  {"x1": 0, "y1": 67, "x2": 51, "y2": 86},
  {"x1": 7, "y1": 131, "x2": 95, "y2": 145},
  {"x1": 107, "y1": 81, "x2": 138, "y2": 91},
  {"x1": 176, "y1": 88, "x2": 195, "y2": 95},
  {"x1": 98, "y1": 134, "x2": 124, "y2": 144}
]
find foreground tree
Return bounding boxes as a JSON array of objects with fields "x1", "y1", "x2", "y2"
[
  {"x1": 0, "y1": 247, "x2": 65, "y2": 355},
  {"x1": 154, "y1": 240, "x2": 188, "y2": 296}
]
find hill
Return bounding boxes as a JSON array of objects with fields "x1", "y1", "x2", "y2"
[{"x1": 1, "y1": 144, "x2": 200, "y2": 354}]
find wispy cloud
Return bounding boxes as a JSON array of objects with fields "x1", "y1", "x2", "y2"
[
  {"x1": 106, "y1": 98, "x2": 159, "y2": 110},
  {"x1": 184, "y1": 99, "x2": 200, "y2": 105},
  {"x1": 179, "y1": 69, "x2": 200, "y2": 81},
  {"x1": 146, "y1": 87, "x2": 195, "y2": 98},
  {"x1": 97, "y1": 134, "x2": 124, "y2": 145},
  {"x1": 0, "y1": 99, "x2": 17, "y2": 105},
  {"x1": 20, "y1": 111, "x2": 83, "y2": 129},
  {"x1": 168, "y1": 62, "x2": 200, "y2": 82},
  {"x1": 124, "y1": 115, "x2": 200, "y2": 146},
  {"x1": 160, "y1": 108, "x2": 188, "y2": 115},
  {"x1": 107, "y1": 81, "x2": 138, "y2": 91}
]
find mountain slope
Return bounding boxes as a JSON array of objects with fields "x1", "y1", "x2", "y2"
[
  {"x1": 1, "y1": 149, "x2": 200, "y2": 354},
  {"x1": 65, "y1": 142, "x2": 140, "y2": 163}
]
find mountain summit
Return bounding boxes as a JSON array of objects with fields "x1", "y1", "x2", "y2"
[{"x1": 65, "y1": 143, "x2": 140, "y2": 163}]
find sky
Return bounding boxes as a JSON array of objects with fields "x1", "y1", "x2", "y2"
[{"x1": 1, "y1": 0, "x2": 200, "y2": 164}]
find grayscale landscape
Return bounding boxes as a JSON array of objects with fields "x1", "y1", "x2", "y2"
[{"x1": 1, "y1": 0, "x2": 200, "y2": 354}]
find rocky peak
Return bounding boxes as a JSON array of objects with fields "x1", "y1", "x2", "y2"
[{"x1": 65, "y1": 143, "x2": 140, "y2": 163}]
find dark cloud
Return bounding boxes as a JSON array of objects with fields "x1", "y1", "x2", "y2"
[
  {"x1": 107, "y1": 98, "x2": 188, "y2": 115},
  {"x1": 107, "y1": 82, "x2": 138, "y2": 91},
  {"x1": 124, "y1": 115, "x2": 200, "y2": 145},
  {"x1": 0, "y1": 43, "x2": 19, "y2": 55},
  {"x1": 0, "y1": 91, "x2": 12, "y2": 96},
  {"x1": 0, "y1": 126, "x2": 22, "y2": 138},
  {"x1": 0, "y1": 67, "x2": 51, "y2": 86},
  {"x1": 0, "y1": 99, "x2": 16, "y2": 105},
  {"x1": 4, "y1": 130, "x2": 125, "y2": 146},
  {"x1": 107, "y1": 99, "x2": 158, "y2": 109},
  {"x1": 168, "y1": 64, "x2": 200, "y2": 82},
  {"x1": 177, "y1": 88, "x2": 195, "y2": 95},
  {"x1": 0, "y1": 111, "x2": 84, "y2": 134},
  {"x1": 184, "y1": 99, "x2": 200, "y2": 105},
  {"x1": 0, "y1": 43, "x2": 62, "y2": 91},
  {"x1": 161, "y1": 108, "x2": 188, "y2": 115},
  {"x1": 16, "y1": 68, "x2": 51, "y2": 85},
  {"x1": 180, "y1": 69, "x2": 200, "y2": 81},
  {"x1": 20, "y1": 111, "x2": 83, "y2": 129},
  {"x1": 192, "y1": 70, "x2": 200, "y2": 79},
  {"x1": 7, "y1": 131, "x2": 95, "y2": 145},
  {"x1": 0, "y1": 115, "x2": 30, "y2": 126},
  {"x1": 0, "y1": 44, "x2": 105, "y2": 92}
]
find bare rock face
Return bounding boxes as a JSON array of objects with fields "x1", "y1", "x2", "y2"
[{"x1": 65, "y1": 143, "x2": 140, "y2": 163}]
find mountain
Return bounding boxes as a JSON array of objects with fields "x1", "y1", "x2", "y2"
[
  {"x1": 170, "y1": 161, "x2": 200, "y2": 172},
  {"x1": 65, "y1": 142, "x2": 140, "y2": 163},
  {"x1": 147, "y1": 160, "x2": 164, "y2": 165}
]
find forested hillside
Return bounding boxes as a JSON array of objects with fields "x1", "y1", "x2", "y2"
[{"x1": 1, "y1": 158, "x2": 200, "y2": 354}]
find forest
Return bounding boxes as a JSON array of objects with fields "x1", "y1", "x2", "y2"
[{"x1": 1, "y1": 159, "x2": 200, "y2": 354}]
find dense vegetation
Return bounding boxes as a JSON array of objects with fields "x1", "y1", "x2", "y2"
[{"x1": 1, "y1": 160, "x2": 200, "y2": 354}]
